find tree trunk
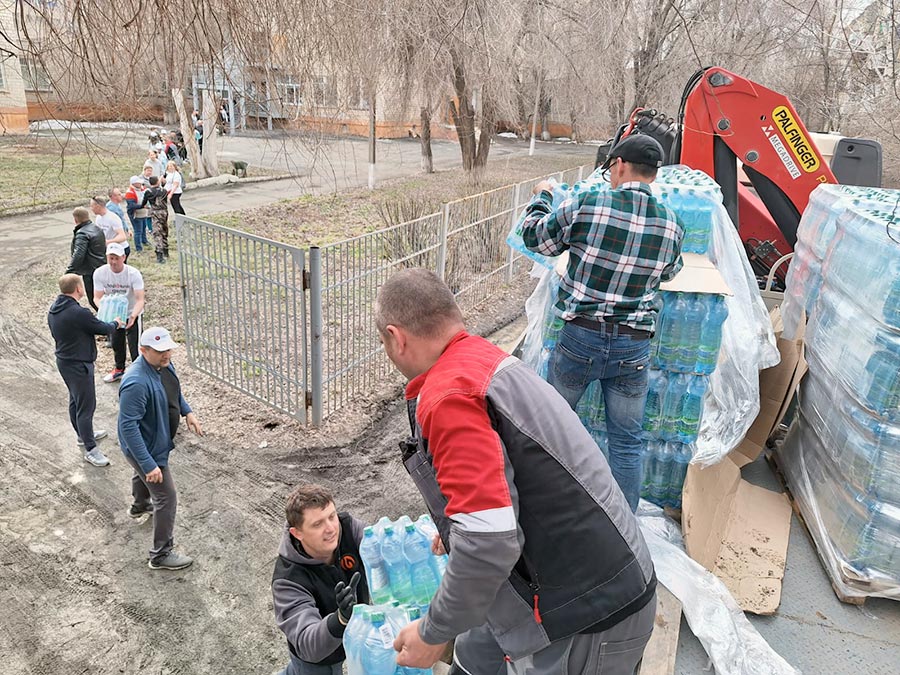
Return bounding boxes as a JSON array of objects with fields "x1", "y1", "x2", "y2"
[
  {"x1": 474, "y1": 85, "x2": 494, "y2": 171},
  {"x1": 201, "y1": 88, "x2": 219, "y2": 177},
  {"x1": 172, "y1": 88, "x2": 206, "y2": 179},
  {"x1": 420, "y1": 105, "x2": 433, "y2": 174},
  {"x1": 569, "y1": 110, "x2": 579, "y2": 143},
  {"x1": 449, "y1": 50, "x2": 477, "y2": 172}
]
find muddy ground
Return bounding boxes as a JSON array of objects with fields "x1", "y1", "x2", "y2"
[{"x1": 0, "y1": 229, "x2": 535, "y2": 675}]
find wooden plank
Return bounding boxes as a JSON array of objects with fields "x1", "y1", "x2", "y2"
[{"x1": 638, "y1": 584, "x2": 682, "y2": 675}]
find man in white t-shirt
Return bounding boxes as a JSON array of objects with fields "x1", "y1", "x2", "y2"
[
  {"x1": 93, "y1": 243, "x2": 146, "y2": 383},
  {"x1": 90, "y1": 196, "x2": 130, "y2": 261}
]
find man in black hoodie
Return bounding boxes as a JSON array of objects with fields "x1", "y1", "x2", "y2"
[
  {"x1": 272, "y1": 483, "x2": 369, "y2": 675},
  {"x1": 48, "y1": 274, "x2": 122, "y2": 467},
  {"x1": 65, "y1": 207, "x2": 107, "y2": 311}
]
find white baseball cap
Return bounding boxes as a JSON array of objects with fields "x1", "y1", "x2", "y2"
[
  {"x1": 130, "y1": 175, "x2": 143, "y2": 185},
  {"x1": 106, "y1": 242, "x2": 126, "y2": 257},
  {"x1": 140, "y1": 327, "x2": 179, "y2": 351}
]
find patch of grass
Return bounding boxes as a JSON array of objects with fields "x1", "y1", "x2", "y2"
[
  {"x1": 204, "y1": 153, "x2": 594, "y2": 248},
  {"x1": 0, "y1": 136, "x2": 147, "y2": 214}
]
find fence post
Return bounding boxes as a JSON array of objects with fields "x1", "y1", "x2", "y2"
[
  {"x1": 436, "y1": 202, "x2": 449, "y2": 281},
  {"x1": 578, "y1": 165, "x2": 585, "y2": 182},
  {"x1": 308, "y1": 246, "x2": 323, "y2": 427},
  {"x1": 175, "y1": 215, "x2": 195, "y2": 369},
  {"x1": 506, "y1": 183, "x2": 519, "y2": 282}
]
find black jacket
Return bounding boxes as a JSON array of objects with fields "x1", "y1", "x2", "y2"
[
  {"x1": 48, "y1": 295, "x2": 116, "y2": 362},
  {"x1": 66, "y1": 221, "x2": 106, "y2": 276},
  {"x1": 271, "y1": 513, "x2": 370, "y2": 666}
]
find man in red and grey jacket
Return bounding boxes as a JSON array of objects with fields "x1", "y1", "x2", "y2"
[{"x1": 376, "y1": 268, "x2": 657, "y2": 675}]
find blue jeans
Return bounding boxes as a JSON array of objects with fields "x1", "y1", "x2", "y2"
[
  {"x1": 129, "y1": 216, "x2": 151, "y2": 250},
  {"x1": 548, "y1": 321, "x2": 651, "y2": 512}
]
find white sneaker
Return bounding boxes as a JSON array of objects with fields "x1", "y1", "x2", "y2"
[{"x1": 83, "y1": 448, "x2": 111, "y2": 467}]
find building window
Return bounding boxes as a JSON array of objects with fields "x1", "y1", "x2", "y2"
[
  {"x1": 0, "y1": 60, "x2": 6, "y2": 91},
  {"x1": 280, "y1": 78, "x2": 302, "y2": 106},
  {"x1": 21, "y1": 56, "x2": 52, "y2": 92},
  {"x1": 348, "y1": 78, "x2": 369, "y2": 110},
  {"x1": 312, "y1": 75, "x2": 337, "y2": 107}
]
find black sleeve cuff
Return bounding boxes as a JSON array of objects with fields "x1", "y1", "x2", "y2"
[{"x1": 325, "y1": 611, "x2": 346, "y2": 638}]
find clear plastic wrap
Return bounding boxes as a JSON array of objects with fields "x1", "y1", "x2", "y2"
[
  {"x1": 695, "y1": 200, "x2": 780, "y2": 465},
  {"x1": 781, "y1": 185, "x2": 897, "y2": 339},
  {"x1": 778, "y1": 204, "x2": 900, "y2": 601},
  {"x1": 636, "y1": 502, "x2": 801, "y2": 675}
]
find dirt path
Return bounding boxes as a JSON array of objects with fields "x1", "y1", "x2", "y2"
[{"x1": 0, "y1": 139, "x2": 559, "y2": 674}]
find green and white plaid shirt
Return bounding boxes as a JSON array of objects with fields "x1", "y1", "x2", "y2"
[{"x1": 522, "y1": 181, "x2": 684, "y2": 332}]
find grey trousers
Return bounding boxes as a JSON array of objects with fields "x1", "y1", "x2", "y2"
[
  {"x1": 278, "y1": 653, "x2": 341, "y2": 674},
  {"x1": 125, "y1": 455, "x2": 177, "y2": 561},
  {"x1": 455, "y1": 592, "x2": 657, "y2": 675}
]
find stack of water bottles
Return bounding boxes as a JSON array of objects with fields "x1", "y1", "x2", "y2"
[
  {"x1": 779, "y1": 203, "x2": 900, "y2": 600},
  {"x1": 781, "y1": 184, "x2": 896, "y2": 340},
  {"x1": 346, "y1": 514, "x2": 448, "y2": 674},
  {"x1": 97, "y1": 293, "x2": 128, "y2": 324},
  {"x1": 639, "y1": 291, "x2": 728, "y2": 508},
  {"x1": 652, "y1": 167, "x2": 722, "y2": 255}
]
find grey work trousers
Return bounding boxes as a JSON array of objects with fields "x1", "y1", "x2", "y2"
[
  {"x1": 124, "y1": 455, "x2": 177, "y2": 562},
  {"x1": 278, "y1": 654, "x2": 342, "y2": 675},
  {"x1": 454, "y1": 592, "x2": 657, "y2": 675},
  {"x1": 56, "y1": 359, "x2": 98, "y2": 451}
]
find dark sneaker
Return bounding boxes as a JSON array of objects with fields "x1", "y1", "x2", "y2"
[
  {"x1": 77, "y1": 430, "x2": 108, "y2": 447},
  {"x1": 103, "y1": 368, "x2": 125, "y2": 383},
  {"x1": 128, "y1": 503, "x2": 154, "y2": 519},
  {"x1": 148, "y1": 552, "x2": 193, "y2": 571},
  {"x1": 83, "y1": 448, "x2": 111, "y2": 467}
]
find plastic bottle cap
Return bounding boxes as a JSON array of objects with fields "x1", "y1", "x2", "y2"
[
  {"x1": 370, "y1": 610, "x2": 385, "y2": 622},
  {"x1": 364, "y1": 526, "x2": 374, "y2": 535},
  {"x1": 405, "y1": 523, "x2": 415, "y2": 532},
  {"x1": 384, "y1": 526, "x2": 394, "y2": 535}
]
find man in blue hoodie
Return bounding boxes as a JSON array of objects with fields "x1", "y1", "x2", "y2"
[
  {"x1": 48, "y1": 274, "x2": 122, "y2": 466},
  {"x1": 118, "y1": 326, "x2": 203, "y2": 571}
]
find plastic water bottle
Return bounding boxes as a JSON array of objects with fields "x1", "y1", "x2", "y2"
[
  {"x1": 344, "y1": 604, "x2": 371, "y2": 675},
  {"x1": 414, "y1": 515, "x2": 448, "y2": 579},
  {"x1": 642, "y1": 370, "x2": 668, "y2": 435},
  {"x1": 649, "y1": 441, "x2": 674, "y2": 505},
  {"x1": 398, "y1": 607, "x2": 433, "y2": 675},
  {"x1": 668, "y1": 443, "x2": 693, "y2": 507},
  {"x1": 677, "y1": 294, "x2": 705, "y2": 372},
  {"x1": 396, "y1": 515, "x2": 413, "y2": 540},
  {"x1": 375, "y1": 516, "x2": 393, "y2": 538},
  {"x1": 864, "y1": 340, "x2": 900, "y2": 415},
  {"x1": 657, "y1": 293, "x2": 686, "y2": 369},
  {"x1": 380, "y1": 526, "x2": 413, "y2": 603},
  {"x1": 640, "y1": 442, "x2": 656, "y2": 499},
  {"x1": 694, "y1": 196, "x2": 714, "y2": 254},
  {"x1": 403, "y1": 523, "x2": 440, "y2": 606},
  {"x1": 661, "y1": 374, "x2": 688, "y2": 440},
  {"x1": 361, "y1": 610, "x2": 397, "y2": 675},
  {"x1": 359, "y1": 526, "x2": 392, "y2": 604},
  {"x1": 697, "y1": 295, "x2": 728, "y2": 374},
  {"x1": 678, "y1": 376, "x2": 708, "y2": 443}
]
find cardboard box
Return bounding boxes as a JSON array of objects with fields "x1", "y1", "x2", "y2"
[
  {"x1": 682, "y1": 304, "x2": 803, "y2": 615},
  {"x1": 682, "y1": 456, "x2": 792, "y2": 614},
  {"x1": 733, "y1": 306, "x2": 807, "y2": 465}
]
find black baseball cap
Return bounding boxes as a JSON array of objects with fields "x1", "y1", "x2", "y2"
[{"x1": 601, "y1": 134, "x2": 665, "y2": 170}]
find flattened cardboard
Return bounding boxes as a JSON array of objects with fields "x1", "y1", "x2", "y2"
[
  {"x1": 682, "y1": 456, "x2": 792, "y2": 614},
  {"x1": 660, "y1": 253, "x2": 733, "y2": 296},
  {"x1": 555, "y1": 251, "x2": 733, "y2": 296},
  {"x1": 733, "y1": 307, "x2": 807, "y2": 466}
]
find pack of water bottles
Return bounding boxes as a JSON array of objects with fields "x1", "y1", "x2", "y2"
[
  {"x1": 97, "y1": 293, "x2": 128, "y2": 324},
  {"x1": 778, "y1": 203, "x2": 900, "y2": 601},
  {"x1": 344, "y1": 602, "x2": 432, "y2": 675},
  {"x1": 347, "y1": 514, "x2": 447, "y2": 674},
  {"x1": 652, "y1": 291, "x2": 729, "y2": 373},
  {"x1": 781, "y1": 184, "x2": 898, "y2": 340},
  {"x1": 652, "y1": 168, "x2": 722, "y2": 255}
]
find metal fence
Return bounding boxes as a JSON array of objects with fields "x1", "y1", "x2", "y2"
[
  {"x1": 177, "y1": 216, "x2": 309, "y2": 422},
  {"x1": 314, "y1": 164, "x2": 590, "y2": 419},
  {"x1": 177, "y1": 163, "x2": 592, "y2": 425}
]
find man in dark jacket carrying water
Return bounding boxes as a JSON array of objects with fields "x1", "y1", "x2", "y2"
[
  {"x1": 48, "y1": 274, "x2": 122, "y2": 466},
  {"x1": 272, "y1": 483, "x2": 369, "y2": 675}
]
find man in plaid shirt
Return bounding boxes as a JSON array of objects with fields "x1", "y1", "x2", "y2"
[{"x1": 522, "y1": 135, "x2": 683, "y2": 511}]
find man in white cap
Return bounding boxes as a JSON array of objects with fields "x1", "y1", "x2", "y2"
[
  {"x1": 118, "y1": 326, "x2": 203, "y2": 570},
  {"x1": 93, "y1": 242, "x2": 145, "y2": 382},
  {"x1": 125, "y1": 176, "x2": 151, "y2": 252}
]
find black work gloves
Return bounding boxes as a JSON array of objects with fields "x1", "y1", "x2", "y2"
[{"x1": 336, "y1": 571, "x2": 361, "y2": 625}]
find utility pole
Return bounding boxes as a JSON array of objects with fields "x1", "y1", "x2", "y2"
[
  {"x1": 529, "y1": 73, "x2": 542, "y2": 157},
  {"x1": 368, "y1": 89, "x2": 376, "y2": 190}
]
